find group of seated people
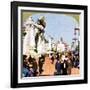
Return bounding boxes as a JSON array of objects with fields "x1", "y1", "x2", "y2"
[{"x1": 22, "y1": 50, "x2": 79, "y2": 77}]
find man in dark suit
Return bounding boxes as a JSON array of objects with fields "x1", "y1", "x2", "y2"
[
  {"x1": 55, "y1": 60, "x2": 61, "y2": 75},
  {"x1": 38, "y1": 54, "x2": 45, "y2": 75}
]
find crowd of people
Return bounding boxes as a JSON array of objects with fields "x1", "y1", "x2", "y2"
[
  {"x1": 22, "y1": 50, "x2": 79, "y2": 77},
  {"x1": 22, "y1": 16, "x2": 80, "y2": 77},
  {"x1": 53, "y1": 51, "x2": 79, "y2": 75},
  {"x1": 22, "y1": 54, "x2": 45, "y2": 77}
]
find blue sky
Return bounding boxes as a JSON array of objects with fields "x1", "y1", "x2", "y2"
[{"x1": 31, "y1": 13, "x2": 78, "y2": 46}]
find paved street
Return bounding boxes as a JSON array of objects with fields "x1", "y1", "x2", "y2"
[{"x1": 41, "y1": 56, "x2": 55, "y2": 76}]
